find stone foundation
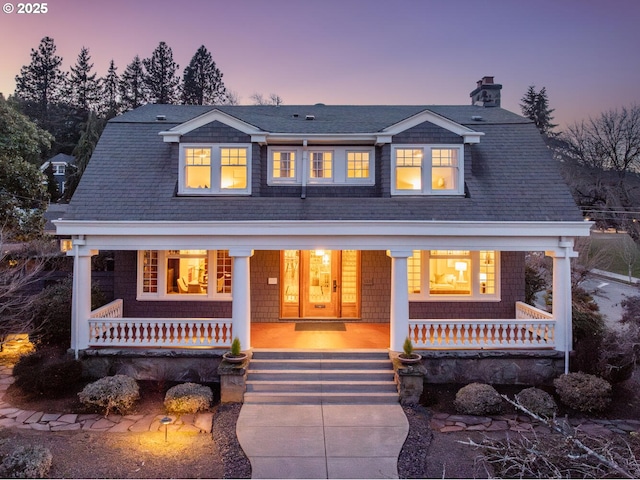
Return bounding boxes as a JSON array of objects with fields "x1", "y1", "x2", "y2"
[
  {"x1": 77, "y1": 349, "x2": 223, "y2": 383},
  {"x1": 419, "y1": 350, "x2": 565, "y2": 385},
  {"x1": 218, "y1": 355, "x2": 251, "y2": 403}
]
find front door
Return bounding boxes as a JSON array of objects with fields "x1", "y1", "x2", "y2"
[
  {"x1": 302, "y1": 250, "x2": 340, "y2": 317},
  {"x1": 281, "y1": 250, "x2": 360, "y2": 319}
]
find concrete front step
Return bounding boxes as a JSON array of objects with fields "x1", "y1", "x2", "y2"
[
  {"x1": 243, "y1": 391, "x2": 399, "y2": 405},
  {"x1": 248, "y1": 359, "x2": 392, "y2": 370},
  {"x1": 245, "y1": 349, "x2": 399, "y2": 404},
  {"x1": 246, "y1": 380, "x2": 398, "y2": 393},
  {"x1": 247, "y1": 369, "x2": 394, "y2": 382},
  {"x1": 250, "y1": 349, "x2": 389, "y2": 360}
]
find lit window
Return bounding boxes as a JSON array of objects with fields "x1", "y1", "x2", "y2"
[
  {"x1": 220, "y1": 148, "x2": 247, "y2": 190},
  {"x1": 408, "y1": 250, "x2": 499, "y2": 300},
  {"x1": 184, "y1": 148, "x2": 211, "y2": 189},
  {"x1": 138, "y1": 250, "x2": 232, "y2": 300},
  {"x1": 395, "y1": 149, "x2": 422, "y2": 190},
  {"x1": 310, "y1": 151, "x2": 332, "y2": 179},
  {"x1": 431, "y1": 149, "x2": 458, "y2": 191},
  {"x1": 347, "y1": 151, "x2": 370, "y2": 179},
  {"x1": 392, "y1": 145, "x2": 463, "y2": 195},
  {"x1": 273, "y1": 151, "x2": 295, "y2": 179}
]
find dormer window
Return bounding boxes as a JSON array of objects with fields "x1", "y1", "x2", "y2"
[
  {"x1": 179, "y1": 144, "x2": 251, "y2": 195},
  {"x1": 392, "y1": 145, "x2": 463, "y2": 195}
]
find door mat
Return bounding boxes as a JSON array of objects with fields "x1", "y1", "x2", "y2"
[{"x1": 295, "y1": 322, "x2": 346, "y2": 331}]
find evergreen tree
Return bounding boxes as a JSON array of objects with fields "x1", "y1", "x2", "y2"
[
  {"x1": 67, "y1": 46, "x2": 100, "y2": 113},
  {"x1": 64, "y1": 112, "x2": 106, "y2": 201},
  {"x1": 520, "y1": 86, "x2": 558, "y2": 136},
  {"x1": 44, "y1": 162, "x2": 60, "y2": 202},
  {"x1": 143, "y1": 42, "x2": 180, "y2": 104},
  {"x1": 120, "y1": 55, "x2": 147, "y2": 111},
  {"x1": 14, "y1": 36, "x2": 66, "y2": 127},
  {"x1": 100, "y1": 60, "x2": 120, "y2": 118},
  {"x1": 182, "y1": 45, "x2": 228, "y2": 105}
]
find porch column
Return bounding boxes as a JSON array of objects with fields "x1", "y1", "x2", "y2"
[
  {"x1": 548, "y1": 238, "x2": 578, "y2": 373},
  {"x1": 388, "y1": 250, "x2": 412, "y2": 352},
  {"x1": 68, "y1": 240, "x2": 95, "y2": 357},
  {"x1": 229, "y1": 249, "x2": 253, "y2": 350}
]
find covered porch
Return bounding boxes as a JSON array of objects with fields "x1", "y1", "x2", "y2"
[{"x1": 56, "y1": 219, "x2": 590, "y2": 364}]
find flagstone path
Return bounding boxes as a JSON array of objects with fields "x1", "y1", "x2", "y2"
[{"x1": 0, "y1": 365, "x2": 213, "y2": 434}]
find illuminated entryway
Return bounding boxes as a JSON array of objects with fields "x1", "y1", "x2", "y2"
[{"x1": 280, "y1": 250, "x2": 360, "y2": 319}]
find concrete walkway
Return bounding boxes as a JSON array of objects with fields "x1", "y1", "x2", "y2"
[{"x1": 236, "y1": 403, "x2": 409, "y2": 479}]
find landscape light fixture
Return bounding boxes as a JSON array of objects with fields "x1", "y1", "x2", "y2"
[{"x1": 160, "y1": 416, "x2": 172, "y2": 442}]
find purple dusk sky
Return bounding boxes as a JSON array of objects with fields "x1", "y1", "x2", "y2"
[{"x1": 0, "y1": 0, "x2": 639, "y2": 127}]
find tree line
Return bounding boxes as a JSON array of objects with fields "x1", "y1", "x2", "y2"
[{"x1": 520, "y1": 87, "x2": 640, "y2": 239}]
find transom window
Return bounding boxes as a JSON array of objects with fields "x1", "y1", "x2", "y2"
[
  {"x1": 392, "y1": 145, "x2": 463, "y2": 195},
  {"x1": 180, "y1": 145, "x2": 251, "y2": 195},
  {"x1": 407, "y1": 250, "x2": 499, "y2": 300},
  {"x1": 138, "y1": 250, "x2": 232, "y2": 300}
]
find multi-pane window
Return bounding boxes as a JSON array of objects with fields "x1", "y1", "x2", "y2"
[
  {"x1": 347, "y1": 151, "x2": 370, "y2": 179},
  {"x1": 310, "y1": 151, "x2": 332, "y2": 179},
  {"x1": 184, "y1": 148, "x2": 211, "y2": 189},
  {"x1": 180, "y1": 145, "x2": 250, "y2": 194},
  {"x1": 431, "y1": 149, "x2": 458, "y2": 191},
  {"x1": 408, "y1": 250, "x2": 499, "y2": 300},
  {"x1": 138, "y1": 250, "x2": 232, "y2": 300},
  {"x1": 142, "y1": 250, "x2": 158, "y2": 293},
  {"x1": 393, "y1": 145, "x2": 463, "y2": 195},
  {"x1": 220, "y1": 148, "x2": 247, "y2": 190},
  {"x1": 395, "y1": 149, "x2": 423, "y2": 191},
  {"x1": 273, "y1": 151, "x2": 295, "y2": 179}
]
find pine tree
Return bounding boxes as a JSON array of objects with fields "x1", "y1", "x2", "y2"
[
  {"x1": 67, "y1": 46, "x2": 100, "y2": 113},
  {"x1": 143, "y1": 42, "x2": 180, "y2": 104},
  {"x1": 520, "y1": 86, "x2": 558, "y2": 136},
  {"x1": 182, "y1": 45, "x2": 228, "y2": 105},
  {"x1": 120, "y1": 55, "x2": 147, "y2": 111},
  {"x1": 100, "y1": 60, "x2": 120, "y2": 118},
  {"x1": 64, "y1": 112, "x2": 106, "y2": 201},
  {"x1": 14, "y1": 36, "x2": 66, "y2": 127}
]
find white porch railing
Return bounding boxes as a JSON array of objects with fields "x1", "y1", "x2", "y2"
[
  {"x1": 409, "y1": 302, "x2": 555, "y2": 349},
  {"x1": 89, "y1": 299, "x2": 232, "y2": 347}
]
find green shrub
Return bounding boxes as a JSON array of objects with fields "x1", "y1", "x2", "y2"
[
  {"x1": 230, "y1": 337, "x2": 241, "y2": 356},
  {"x1": 454, "y1": 383, "x2": 503, "y2": 415},
  {"x1": 12, "y1": 349, "x2": 82, "y2": 396},
  {"x1": 403, "y1": 337, "x2": 414, "y2": 356},
  {"x1": 0, "y1": 445, "x2": 52, "y2": 478},
  {"x1": 30, "y1": 277, "x2": 106, "y2": 347},
  {"x1": 515, "y1": 387, "x2": 558, "y2": 418},
  {"x1": 164, "y1": 382, "x2": 213, "y2": 414},
  {"x1": 553, "y1": 372, "x2": 611, "y2": 413},
  {"x1": 78, "y1": 375, "x2": 139, "y2": 415}
]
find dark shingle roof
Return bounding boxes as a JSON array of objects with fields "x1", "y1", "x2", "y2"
[{"x1": 64, "y1": 105, "x2": 582, "y2": 223}]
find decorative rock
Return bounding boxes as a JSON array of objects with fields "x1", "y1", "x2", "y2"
[
  {"x1": 194, "y1": 412, "x2": 214, "y2": 433},
  {"x1": 128, "y1": 414, "x2": 157, "y2": 433},
  {"x1": 108, "y1": 419, "x2": 136, "y2": 433},
  {"x1": 91, "y1": 418, "x2": 116, "y2": 430},
  {"x1": 58, "y1": 414, "x2": 78, "y2": 424},
  {"x1": 15, "y1": 410, "x2": 36, "y2": 423},
  {"x1": 440, "y1": 425, "x2": 465, "y2": 432},
  {"x1": 29, "y1": 423, "x2": 50, "y2": 431},
  {"x1": 41, "y1": 413, "x2": 61, "y2": 422},
  {"x1": 51, "y1": 423, "x2": 82, "y2": 431},
  {"x1": 0, "y1": 407, "x2": 20, "y2": 416}
]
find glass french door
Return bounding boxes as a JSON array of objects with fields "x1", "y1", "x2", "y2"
[{"x1": 281, "y1": 250, "x2": 360, "y2": 318}]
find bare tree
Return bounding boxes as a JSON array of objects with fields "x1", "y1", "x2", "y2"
[
  {"x1": 0, "y1": 234, "x2": 61, "y2": 349},
  {"x1": 560, "y1": 105, "x2": 640, "y2": 181},
  {"x1": 619, "y1": 233, "x2": 640, "y2": 282},
  {"x1": 250, "y1": 93, "x2": 284, "y2": 106}
]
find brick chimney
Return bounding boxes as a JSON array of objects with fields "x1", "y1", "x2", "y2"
[{"x1": 470, "y1": 76, "x2": 502, "y2": 107}]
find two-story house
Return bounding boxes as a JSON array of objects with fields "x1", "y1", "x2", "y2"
[{"x1": 55, "y1": 78, "x2": 590, "y2": 382}]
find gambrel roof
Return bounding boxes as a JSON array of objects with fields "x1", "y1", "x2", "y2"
[{"x1": 62, "y1": 104, "x2": 582, "y2": 223}]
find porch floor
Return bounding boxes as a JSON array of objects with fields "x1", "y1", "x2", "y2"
[{"x1": 251, "y1": 322, "x2": 390, "y2": 350}]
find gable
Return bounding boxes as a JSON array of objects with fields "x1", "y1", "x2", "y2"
[{"x1": 181, "y1": 120, "x2": 252, "y2": 144}]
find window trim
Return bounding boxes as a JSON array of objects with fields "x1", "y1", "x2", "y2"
[
  {"x1": 267, "y1": 146, "x2": 375, "y2": 186},
  {"x1": 391, "y1": 144, "x2": 464, "y2": 196},
  {"x1": 408, "y1": 250, "x2": 500, "y2": 302},
  {"x1": 137, "y1": 250, "x2": 233, "y2": 301},
  {"x1": 178, "y1": 144, "x2": 252, "y2": 195}
]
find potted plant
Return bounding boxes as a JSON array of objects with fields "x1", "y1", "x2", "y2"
[
  {"x1": 399, "y1": 337, "x2": 422, "y2": 365},
  {"x1": 223, "y1": 337, "x2": 248, "y2": 364}
]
